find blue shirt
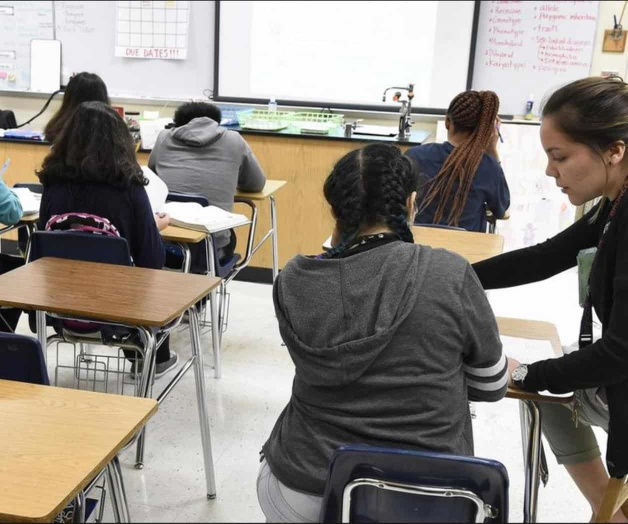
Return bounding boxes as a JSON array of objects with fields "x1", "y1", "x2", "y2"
[
  {"x1": 406, "y1": 142, "x2": 510, "y2": 232},
  {"x1": 0, "y1": 181, "x2": 22, "y2": 226}
]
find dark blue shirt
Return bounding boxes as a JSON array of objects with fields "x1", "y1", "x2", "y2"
[
  {"x1": 406, "y1": 142, "x2": 510, "y2": 232},
  {"x1": 39, "y1": 182, "x2": 165, "y2": 269}
]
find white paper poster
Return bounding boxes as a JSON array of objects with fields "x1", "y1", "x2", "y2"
[{"x1": 115, "y1": 0, "x2": 189, "y2": 60}]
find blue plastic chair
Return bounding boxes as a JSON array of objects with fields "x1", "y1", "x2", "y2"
[
  {"x1": 0, "y1": 332, "x2": 49, "y2": 385},
  {"x1": 165, "y1": 191, "x2": 241, "y2": 277},
  {"x1": 0, "y1": 332, "x2": 105, "y2": 521},
  {"x1": 28, "y1": 230, "x2": 132, "y2": 267},
  {"x1": 319, "y1": 444, "x2": 509, "y2": 523}
]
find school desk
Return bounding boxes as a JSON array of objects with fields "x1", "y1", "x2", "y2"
[
  {"x1": 0, "y1": 379, "x2": 157, "y2": 523},
  {"x1": 412, "y1": 226, "x2": 505, "y2": 263},
  {"x1": 234, "y1": 180, "x2": 287, "y2": 281},
  {"x1": 0, "y1": 257, "x2": 220, "y2": 501},
  {"x1": 497, "y1": 317, "x2": 573, "y2": 523}
]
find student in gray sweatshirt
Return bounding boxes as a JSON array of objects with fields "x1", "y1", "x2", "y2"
[
  {"x1": 148, "y1": 102, "x2": 265, "y2": 262},
  {"x1": 257, "y1": 144, "x2": 512, "y2": 523}
]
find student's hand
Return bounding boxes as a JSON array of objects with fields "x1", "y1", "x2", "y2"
[
  {"x1": 507, "y1": 357, "x2": 521, "y2": 388},
  {"x1": 154, "y1": 212, "x2": 170, "y2": 231},
  {"x1": 487, "y1": 117, "x2": 501, "y2": 159}
]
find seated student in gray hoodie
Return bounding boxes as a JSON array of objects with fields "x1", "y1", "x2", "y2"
[
  {"x1": 257, "y1": 143, "x2": 514, "y2": 523},
  {"x1": 148, "y1": 102, "x2": 265, "y2": 265}
]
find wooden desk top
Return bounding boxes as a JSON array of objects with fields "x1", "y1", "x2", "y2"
[
  {"x1": 0, "y1": 258, "x2": 220, "y2": 327},
  {"x1": 161, "y1": 225, "x2": 207, "y2": 244},
  {"x1": 235, "y1": 180, "x2": 287, "y2": 200},
  {"x1": 497, "y1": 316, "x2": 573, "y2": 404},
  {"x1": 0, "y1": 380, "x2": 157, "y2": 523},
  {"x1": 412, "y1": 226, "x2": 504, "y2": 264},
  {"x1": 20, "y1": 213, "x2": 39, "y2": 223},
  {"x1": 496, "y1": 317, "x2": 562, "y2": 358}
]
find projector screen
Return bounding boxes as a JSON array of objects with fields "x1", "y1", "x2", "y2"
[{"x1": 216, "y1": 1, "x2": 477, "y2": 111}]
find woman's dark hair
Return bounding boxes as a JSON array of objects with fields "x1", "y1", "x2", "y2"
[
  {"x1": 44, "y1": 72, "x2": 109, "y2": 143},
  {"x1": 38, "y1": 101, "x2": 147, "y2": 189},
  {"x1": 542, "y1": 76, "x2": 628, "y2": 158},
  {"x1": 173, "y1": 102, "x2": 222, "y2": 127},
  {"x1": 321, "y1": 143, "x2": 418, "y2": 259},
  {"x1": 420, "y1": 90, "x2": 500, "y2": 226}
]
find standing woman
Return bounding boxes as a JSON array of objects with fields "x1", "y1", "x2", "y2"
[
  {"x1": 43, "y1": 72, "x2": 109, "y2": 144},
  {"x1": 407, "y1": 90, "x2": 510, "y2": 231},
  {"x1": 473, "y1": 76, "x2": 628, "y2": 522}
]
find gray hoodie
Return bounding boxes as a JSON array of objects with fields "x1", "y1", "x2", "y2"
[
  {"x1": 148, "y1": 117, "x2": 266, "y2": 248},
  {"x1": 262, "y1": 242, "x2": 506, "y2": 495}
]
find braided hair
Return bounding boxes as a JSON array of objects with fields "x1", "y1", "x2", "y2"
[
  {"x1": 420, "y1": 90, "x2": 500, "y2": 226},
  {"x1": 321, "y1": 143, "x2": 418, "y2": 259}
]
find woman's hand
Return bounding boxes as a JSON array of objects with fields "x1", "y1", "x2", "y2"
[
  {"x1": 486, "y1": 117, "x2": 501, "y2": 160},
  {"x1": 154, "y1": 212, "x2": 170, "y2": 231},
  {"x1": 507, "y1": 357, "x2": 521, "y2": 387}
]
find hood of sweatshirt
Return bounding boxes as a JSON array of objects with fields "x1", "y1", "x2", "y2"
[
  {"x1": 172, "y1": 117, "x2": 224, "y2": 147},
  {"x1": 273, "y1": 242, "x2": 431, "y2": 387}
]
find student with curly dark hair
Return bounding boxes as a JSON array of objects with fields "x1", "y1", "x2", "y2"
[
  {"x1": 149, "y1": 101, "x2": 265, "y2": 265},
  {"x1": 37, "y1": 101, "x2": 178, "y2": 377},
  {"x1": 407, "y1": 90, "x2": 510, "y2": 231},
  {"x1": 43, "y1": 72, "x2": 110, "y2": 144},
  {"x1": 257, "y1": 143, "x2": 511, "y2": 522}
]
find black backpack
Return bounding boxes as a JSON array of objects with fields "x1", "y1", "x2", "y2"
[{"x1": 0, "y1": 110, "x2": 17, "y2": 130}]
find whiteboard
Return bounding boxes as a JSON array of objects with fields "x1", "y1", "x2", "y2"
[
  {"x1": 217, "y1": 1, "x2": 476, "y2": 110},
  {"x1": 472, "y1": 1, "x2": 599, "y2": 116},
  {"x1": 0, "y1": 1, "x2": 54, "y2": 92},
  {"x1": 2, "y1": 0, "x2": 214, "y2": 101}
]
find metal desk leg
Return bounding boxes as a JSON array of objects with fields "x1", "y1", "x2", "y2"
[
  {"x1": 207, "y1": 235, "x2": 221, "y2": 379},
  {"x1": 134, "y1": 327, "x2": 157, "y2": 469},
  {"x1": 36, "y1": 310, "x2": 47, "y2": 366},
  {"x1": 106, "y1": 456, "x2": 131, "y2": 523},
  {"x1": 189, "y1": 306, "x2": 217, "y2": 499},
  {"x1": 71, "y1": 490, "x2": 86, "y2": 524},
  {"x1": 522, "y1": 400, "x2": 543, "y2": 523},
  {"x1": 270, "y1": 195, "x2": 279, "y2": 282}
]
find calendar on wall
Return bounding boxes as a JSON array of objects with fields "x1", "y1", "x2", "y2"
[{"x1": 115, "y1": 0, "x2": 190, "y2": 60}]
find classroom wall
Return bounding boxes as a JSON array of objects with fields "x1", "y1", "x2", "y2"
[
  {"x1": 3, "y1": 2, "x2": 628, "y2": 134},
  {"x1": 591, "y1": 1, "x2": 628, "y2": 76}
]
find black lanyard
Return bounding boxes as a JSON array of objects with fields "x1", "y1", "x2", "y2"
[{"x1": 579, "y1": 179, "x2": 628, "y2": 349}]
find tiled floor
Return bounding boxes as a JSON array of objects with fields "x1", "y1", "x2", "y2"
[{"x1": 19, "y1": 261, "x2": 606, "y2": 522}]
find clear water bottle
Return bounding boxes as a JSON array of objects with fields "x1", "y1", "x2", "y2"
[{"x1": 268, "y1": 97, "x2": 278, "y2": 112}]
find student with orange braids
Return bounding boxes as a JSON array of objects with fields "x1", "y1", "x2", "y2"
[
  {"x1": 256, "y1": 143, "x2": 512, "y2": 522},
  {"x1": 407, "y1": 90, "x2": 510, "y2": 231}
]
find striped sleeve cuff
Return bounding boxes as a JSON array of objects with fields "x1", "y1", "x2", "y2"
[{"x1": 464, "y1": 353, "x2": 508, "y2": 402}]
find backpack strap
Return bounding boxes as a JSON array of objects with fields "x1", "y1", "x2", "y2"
[{"x1": 45, "y1": 213, "x2": 121, "y2": 237}]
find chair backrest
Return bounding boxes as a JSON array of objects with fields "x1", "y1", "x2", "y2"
[
  {"x1": 167, "y1": 191, "x2": 210, "y2": 207},
  {"x1": 28, "y1": 230, "x2": 132, "y2": 266},
  {"x1": 415, "y1": 223, "x2": 467, "y2": 232},
  {"x1": 165, "y1": 191, "x2": 241, "y2": 277},
  {"x1": 0, "y1": 332, "x2": 49, "y2": 385},
  {"x1": 319, "y1": 444, "x2": 509, "y2": 523}
]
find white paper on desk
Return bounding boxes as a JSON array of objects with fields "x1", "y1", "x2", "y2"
[
  {"x1": 163, "y1": 201, "x2": 249, "y2": 233},
  {"x1": 12, "y1": 187, "x2": 41, "y2": 216},
  {"x1": 141, "y1": 166, "x2": 168, "y2": 214}
]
